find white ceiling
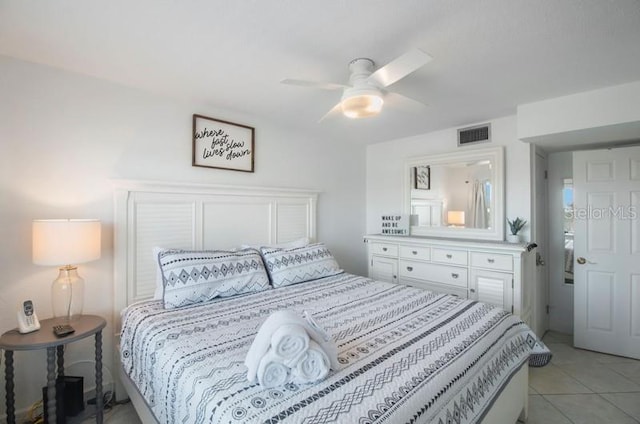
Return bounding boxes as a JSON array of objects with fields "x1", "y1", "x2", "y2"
[{"x1": 1, "y1": 0, "x2": 639, "y2": 145}]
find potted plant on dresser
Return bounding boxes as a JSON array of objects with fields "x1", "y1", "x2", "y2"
[{"x1": 506, "y1": 217, "x2": 527, "y2": 243}]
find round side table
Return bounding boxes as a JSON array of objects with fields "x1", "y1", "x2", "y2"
[{"x1": 0, "y1": 315, "x2": 106, "y2": 424}]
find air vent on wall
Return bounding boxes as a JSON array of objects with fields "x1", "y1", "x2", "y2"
[{"x1": 458, "y1": 123, "x2": 491, "y2": 146}]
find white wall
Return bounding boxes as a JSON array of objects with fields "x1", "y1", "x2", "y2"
[
  {"x1": 547, "y1": 152, "x2": 574, "y2": 334},
  {"x1": 366, "y1": 115, "x2": 532, "y2": 240},
  {"x1": 517, "y1": 81, "x2": 640, "y2": 151},
  {"x1": 0, "y1": 56, "x2": 367, "y2": 414}
]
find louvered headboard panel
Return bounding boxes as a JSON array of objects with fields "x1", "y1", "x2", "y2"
[{"x1": 113, "y1": 180, "x2": 318, "y2": 330}]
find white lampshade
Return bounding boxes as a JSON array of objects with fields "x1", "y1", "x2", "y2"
[
  {"x1": 447, "y1": 211, "x2": 465, "y2": 226},
  {"x1": 33, "y1": 219, "x2": 101, "y2": 320},
  {"x1": 33, "y1": 219, "x2": 101, "y2": 266}
]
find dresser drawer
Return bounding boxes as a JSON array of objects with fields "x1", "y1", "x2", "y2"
[
  {"x1": 402, "y1": 279, "x2": 468, "y2": 298},
  {"x1": 431, "y1": 248, "x2": 468, "y2": 266},
  {"x1": 399, "y1": 260, "x2": 468, "y2": 288},
  {"x1": 470, "y1": 252, "x2": 513, "y2": 271},
  {"x1": 399, "y1": 245, "x2": 431, "y2": 261},
  {"x1": 369, "y1": 242, "x2": 398, "y2": 257}
]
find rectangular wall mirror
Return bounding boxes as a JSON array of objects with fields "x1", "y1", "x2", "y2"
[{"x1": 404, "y1": 146, "x2": 505, "y2": 241}]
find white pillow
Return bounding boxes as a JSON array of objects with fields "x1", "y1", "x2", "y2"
[
  {"x1": 153, "y1": 246, "x2": 165, "y2": 300},
  {"x1": 158, "y1": 248, "x2": 270, "y2": 309},
  {"x1": 260, "y1": 242, "x2": 342, "y2": 288},
  {"x1": 153, "y1": 240, "x2": 310, "y2": 299},
  {"x1": 153, "y1": 245, "x2": 242, "y2": 300}
]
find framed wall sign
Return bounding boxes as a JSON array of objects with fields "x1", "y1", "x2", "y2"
[{"x1": 192, "y1": 114, "x2": 255, "y2": 172}]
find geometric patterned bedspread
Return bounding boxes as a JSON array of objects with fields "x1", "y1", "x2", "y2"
[{"x1": 120, "y1": 273, "x2": 533, "y2": 424}]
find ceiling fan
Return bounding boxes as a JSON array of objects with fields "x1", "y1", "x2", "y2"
[{"x1": 281, "y1": 49, "x2": 432, "y2": 121}]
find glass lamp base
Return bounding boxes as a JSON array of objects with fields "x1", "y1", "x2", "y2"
[{"x1": 52, "y1": 266, "x2": 85, "y2": 321}]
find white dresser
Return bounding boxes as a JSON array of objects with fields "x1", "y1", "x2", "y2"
[{"x1": 365, "y1": 234, "x2": 537, "y2": 330}]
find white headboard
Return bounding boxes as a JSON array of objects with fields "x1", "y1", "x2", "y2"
[{"x1": 113, "y1": 180, "x2": 318, "y2": 329}]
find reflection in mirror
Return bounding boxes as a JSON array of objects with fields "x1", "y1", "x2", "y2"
[
  {"x1": 410, "y1": 160, "x2": 492, "y2": 229},
  {"x1": 563, "y1": 178, "x2": 574, "y2": 284},
  {"x1": 405, "y1": 146, "x2": 504, "y2": 241}
]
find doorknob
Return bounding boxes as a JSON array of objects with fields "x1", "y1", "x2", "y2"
[{"x1": 576, "y1": 257, "x2": 598, "y2": 265}]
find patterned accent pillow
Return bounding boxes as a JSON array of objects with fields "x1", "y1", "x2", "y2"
[
  {"x1": 260, "y1": 243, "x2": 343, "y2": 288},
  {"x1": 158, "y1": 248, "x2": 270, "y2": 309}
]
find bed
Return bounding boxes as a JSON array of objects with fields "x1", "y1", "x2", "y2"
[{"x1": 113, "y1": 180, "x2": 531, "y2": 424}]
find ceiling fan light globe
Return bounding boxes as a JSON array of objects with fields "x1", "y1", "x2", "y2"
[{"x1": 341, "y1": 94, "x2": 384, "y2": 118}]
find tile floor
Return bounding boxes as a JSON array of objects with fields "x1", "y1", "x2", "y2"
[
  {"x1": 101, "y1": 331, "x2": 640, "y2": 423},
  {"x1": 527, "y1": 331, "x2": 640, "y2": 424}
]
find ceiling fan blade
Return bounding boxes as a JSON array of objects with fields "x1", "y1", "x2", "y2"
[
  {"x1": 280, "y1": 78, "x2": 347, "y2": 91},
  {"x1": 318, "y1": 102, "x2": 343, "y2": 123},
  {"x1": 368, "y1": 49, "x2": 432, "y2": 88},
  {"x1": 384, "y1": 91, "x2": 428, "y2": 112}
]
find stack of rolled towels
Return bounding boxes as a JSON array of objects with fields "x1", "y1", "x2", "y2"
[{"x1": 245, "y1": 310, "x2": 339, "y2": 388}]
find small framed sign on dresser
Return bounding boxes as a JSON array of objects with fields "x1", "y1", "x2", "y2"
[{"x1": 380, "y1": 215, "x2": 409, "y2": 236}]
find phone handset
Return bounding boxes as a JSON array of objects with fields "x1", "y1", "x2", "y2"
[{"x1": 17, "y1": 300, "x2": 41, "y2": 334}]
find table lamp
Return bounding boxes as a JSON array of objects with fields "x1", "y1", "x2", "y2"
[
  {"x1": 32, "y1": 219, "x2": 101, "y2": 321},
  {"x1": 447, "y1": 210, "x2": 465, "y2": 228}
]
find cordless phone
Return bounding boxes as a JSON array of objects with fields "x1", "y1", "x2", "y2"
[{"x1": 17, "y1": 300, "x2": 41, "y2": 334}]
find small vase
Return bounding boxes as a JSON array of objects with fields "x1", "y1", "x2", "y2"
[{"x1": 506, "y1": 234, "x2": 521, "y2": 243}]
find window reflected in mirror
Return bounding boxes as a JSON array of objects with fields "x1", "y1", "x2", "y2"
[{"x1": 563, "y1": 178, "x2": 574, "y2": 284}]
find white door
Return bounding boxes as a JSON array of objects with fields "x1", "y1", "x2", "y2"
[{"x1": 573, "y1": 146, "x2": 640, "y2": 359}]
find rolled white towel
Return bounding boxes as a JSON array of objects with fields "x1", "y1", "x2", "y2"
[
  {"x1": 291, "y1": 340, "x2": 330, "y2": 384},
  {"x1": 271, "y1": 323, "x2": 309, "y2": 367},
  {"x1": 246, "y1": 309, "x2": 340, "y2": 383},
  {"x1": 257, "y1": 348, "x2": 290, "y2": 388},
  {"x1": 245, "y1": 310, "x2": 307, "y2": 383},
  {"x1": 244, "y1": 310, "x2": 305, "y2": 383},
  {"x1": 303, "y1": 311, "x2": 340, "y2": 371}
]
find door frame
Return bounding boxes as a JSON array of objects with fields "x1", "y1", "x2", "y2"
[
  {"x1": 545, "y1": 152, "x2": 575, "y2": 335},
  {"x1": 531, "y1": 145, "x2": 550, "y2": 336}
]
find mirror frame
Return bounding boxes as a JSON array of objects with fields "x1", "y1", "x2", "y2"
[{"x1": 403, "y1": 146, "x2": 505, "y2": 241}]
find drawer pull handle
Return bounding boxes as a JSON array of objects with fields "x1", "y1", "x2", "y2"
[
  {"x1": 446, "y1": 254, "x2": 453, "y2": 259},
  {"x1": 412, "y1": 250, "x2": 418, "y2": 255},
  {"x1": 487, "y1": 258, "x2": 495, "y2": 263},
  {"x1": 470, "y1": 288, "x2": 476, "y2": 293},
  {"x1": 406, "y1": 266, "x2": 413, "y2": 272},
  {"x1": 382, "y1": 247, "x2": 388, "y2": 252},
  {"x1": 451, "y1": 273, "x2": 459, "y2": 279}
]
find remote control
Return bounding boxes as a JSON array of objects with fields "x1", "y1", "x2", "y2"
[{"x1": 53, "y1": 324, "x2": 75, "y2": 337}]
